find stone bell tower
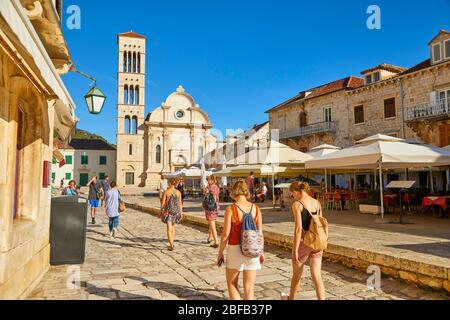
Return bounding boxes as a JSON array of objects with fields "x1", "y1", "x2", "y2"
[{"x1": 116, "y1": 31, "x2": 146, "y2": 187}]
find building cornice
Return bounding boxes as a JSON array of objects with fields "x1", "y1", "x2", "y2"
[
  {"x1": 347, "y1": 60, "x2": 450, "y2": 95},
  {"x1": 145, "y1": 122, "x2": 213, "y2": 129}
]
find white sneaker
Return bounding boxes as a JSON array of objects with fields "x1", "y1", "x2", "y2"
[
  {"x1": 281, "y1": 293, "x2": 289, "y2": 300},
  {"x1": 109, "y1": 231, "x2": 113, "y2": 238}
]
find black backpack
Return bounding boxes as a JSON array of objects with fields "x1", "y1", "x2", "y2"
[{"x1": 202, "y1": 192, "x2": 217, "y2": 211}]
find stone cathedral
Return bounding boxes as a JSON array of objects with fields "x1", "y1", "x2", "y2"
[{"x1": 116, "y1": 31, "x2": 216, "y2": 189}]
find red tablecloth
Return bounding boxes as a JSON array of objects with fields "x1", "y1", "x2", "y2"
[
  {"x1": 383, "y1": 194, "x2": 397, "y2": 207},
  {"x1": 421, "y1": 197, "x2": 448, "y2": 210}
]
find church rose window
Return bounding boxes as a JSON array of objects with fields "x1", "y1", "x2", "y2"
[{"x1": 175, "y1": 110, "x2": 185, "y2": 119}]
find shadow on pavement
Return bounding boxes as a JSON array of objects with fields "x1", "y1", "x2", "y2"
[
  {"x1": 126, "y1": 276, "x2": 224, "y2": 300},
  {"x1": 80, "y1": 281, "x2": 154, "y2": 300},
  {"x1": 386, "y1": 241, "x2": 450, "y2": 259}
]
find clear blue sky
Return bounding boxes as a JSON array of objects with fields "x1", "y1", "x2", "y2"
[{"x1": 61, "y1": 0, "x2": 450, "y2": 144}]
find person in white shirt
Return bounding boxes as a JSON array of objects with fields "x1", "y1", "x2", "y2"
[
  {"x1": 256, "y1": 182, "x2": 268, "y2": 203},
  {"x1": 158, "y1": 175, "x2": 168, "y2": 199}
]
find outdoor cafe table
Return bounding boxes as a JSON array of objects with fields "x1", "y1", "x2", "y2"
[
  {"x1": 383, "y1": 194, "x2": 397, "y2": 208},
  {"x1": 383, "y1": 193, "x2": 414, "y2": 209},
  {"x1": 329, "y1": 191, "x2": 367, "y2": 210},
  {"x1": 421, "y1": 196, "x2": 450, "y2": 218}
]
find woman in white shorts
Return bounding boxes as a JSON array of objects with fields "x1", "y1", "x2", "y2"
[{"x1": 216, "y1": 180, "x2": 265, "y2": 300}]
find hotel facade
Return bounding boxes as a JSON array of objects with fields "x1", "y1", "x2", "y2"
[{"x1": 266, "y1": 30, "x2": 450, "y2": 189}]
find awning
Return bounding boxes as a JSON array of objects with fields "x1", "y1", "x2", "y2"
[
  {"x1": 53, "y1": 99, "x2": 77, "y2": 141},
  {"x1": 0, "y1": 0, "x2": 76, "y2": 143}
]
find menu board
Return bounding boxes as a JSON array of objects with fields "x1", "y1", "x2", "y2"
[{"x1": 386, "y1": 181, "x2": 416, "y2": 189}]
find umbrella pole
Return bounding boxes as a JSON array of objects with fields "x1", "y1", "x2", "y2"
[
  {"x1": 325, "y1": 169, "x2": 328, "y2": 193},
  {"x1": 447, "y1": 170, "x2": 450, "y2": 192},
  {"x1": 379, "y1": 161, "x2": 384, "y2": 220},
  {"x1": 272, "y1": 165, "x2": 276, "y2": 209},
  {"x1": 429, "y1": 167, "x2": 434, "y2": 194}
]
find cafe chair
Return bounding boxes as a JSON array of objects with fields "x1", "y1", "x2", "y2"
[{"x1": 329, "y1": 192, "x2": 343, "y2": 211}]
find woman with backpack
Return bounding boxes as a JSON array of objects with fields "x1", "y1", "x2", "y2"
[
  {"x1": 285, "y1": 181, "x2": 327, "y2": 300},
  {"x1": 203, "y1": 175, "x2": 220, "y2": 248},
  {"x1": 160, "y1": 178, "x2": 183, "y2": 251},
  {"x1": 216, "y1": 180, "x2": 265, "y2": 300}
]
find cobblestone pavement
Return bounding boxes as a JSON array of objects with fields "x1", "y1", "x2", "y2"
[
  {"x1": 124, "y1": 196, "x2": 450, "y2": 270},
  {"x1": 29, "y1": 206, "x2": 449, "y2": 300}
]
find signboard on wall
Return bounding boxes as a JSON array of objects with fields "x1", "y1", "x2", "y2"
[{"x1": 43, "y1": 160, "x2": 51, "y2": 188}]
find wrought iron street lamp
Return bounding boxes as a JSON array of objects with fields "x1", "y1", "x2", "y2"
[
  {"x1": 71, "y1": 67, "x2": 107, "y2": 115},
  {"x1": 84, "y1": 86, "x2": 106, "y2": 114}
]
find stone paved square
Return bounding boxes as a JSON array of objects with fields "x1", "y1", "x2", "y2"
[{"x1": 28, "y1": 207, "x2": 449, "y2": 300}]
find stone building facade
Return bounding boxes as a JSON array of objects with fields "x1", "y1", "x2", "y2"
[
  {"x1": 52, "y1": 139, "x2": 117, "y2": 187},
  {"x1": 0, "y1": 0, "x2": 77, "y2": 299},
  {"x1": 267, "y1": 76, "x2": 364, "y2": 151},
  {"x1": 267, "y1": 30, "x2": 450, "y2": 150},
  {"x1": 266, "y1": 29, "x2": 450, "y2": 190},
  {"x1": 116, "y1": 32, "x2": 216, "y2": 189},
  {"x1": 210, "y1": 122, "x2": 270, "y2": 166}
]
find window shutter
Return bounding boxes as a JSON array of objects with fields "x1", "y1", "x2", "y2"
[
  {"x1": 439, "y1": 125, "x2": 449, "y2": 147},
  {"x1": 446, "y1": 125, "x2": 450, "y2": 147},
  {"x1": 430, "y1": 91, "x2": 437, "y2": 105}
]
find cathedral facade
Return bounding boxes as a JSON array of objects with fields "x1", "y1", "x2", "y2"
[{"x1": 116, "y1": 32, "x2": 216, "y2": 189}]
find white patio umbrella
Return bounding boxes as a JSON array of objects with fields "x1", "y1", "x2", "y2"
[
  {"x1": 200, "y1": 158, "x2": 207, "y2": 189},
  {"x1": 220, "y1": 155, "x2": 228, "y2": 187},
  {"x1": 305, "y1": 134, "x2": 450, "y2": 219},
  {"x1": 226, "y1": 140, "x2": 313, "y2": 166},
  {"x1": 307, "y1": 144, "x2": 341, "y2": 193},
  {"x1": 227, "y1": 140, "x2": 313, "y2": 207}
]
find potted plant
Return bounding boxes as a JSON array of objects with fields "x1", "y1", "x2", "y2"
[{"x1": 358, "y1": 190, "x2": 382, "y2": 215}]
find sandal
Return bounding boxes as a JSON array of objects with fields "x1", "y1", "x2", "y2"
[
  {"x1": 167, "y1": 245, "x2": 174, "y2": 251},
  {"x1": 210, "y1": 244, "x2": 219, "y2": 248}
]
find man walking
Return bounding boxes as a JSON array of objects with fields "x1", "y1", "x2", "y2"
[
  {"x1": 87, "y1": 176, "x2": 102, "y2": 224},
  {"x1": 158, "y1": 175, "x2": 168, "y2": 199},
  {"x1": 100, "y1": 175, "x2": 110, "y2": 207},
  {"x1": 105, "y1": 181, "x2": 120, "y2": 238},
  {"x1": 246, "y1": 171, "x2": 256, "y2": 201}
]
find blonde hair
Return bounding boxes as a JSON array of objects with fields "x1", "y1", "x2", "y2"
[
  {"x1": 289, "y1": 181, "x2": 311, "y2": 193},
  {"x1": 230, "y1": 180, "x2": 251, "y2": 200},
  {"x1": 208, "y1": 175, "x2": 217, "y2": 185}
]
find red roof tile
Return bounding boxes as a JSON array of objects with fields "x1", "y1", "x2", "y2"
[
  {"x1": 400, "y1": 59, "x2": 431, "y2": 76},
  {"x1": 305, "y1": 76, "x2": 364, "y2": 99},
  {"x1": 265, "y1": 76, "x2": 364, "y2": 113},
  {"x1": 118, "y1": 31, "x2": 147, "y2": 39}
]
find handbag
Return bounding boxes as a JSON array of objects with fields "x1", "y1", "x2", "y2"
[{"x1": 118, "y1": 191, "x2": 126, "y2": 213}]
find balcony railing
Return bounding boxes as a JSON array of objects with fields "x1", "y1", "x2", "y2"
[
  {"x1": 279, "y1": 121, "x2": 337, "y2": 140},
  {"x1": 405, "y1": 98, "x2": 450, "y2": 122}
]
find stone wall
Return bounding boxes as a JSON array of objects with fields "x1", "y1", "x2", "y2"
[
  {"x1": 268, "y1": 61, "x2": 450, "y2": 151},
  {"x1": 0, "y1": 48, "x2": 53, "y2": 299}
]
